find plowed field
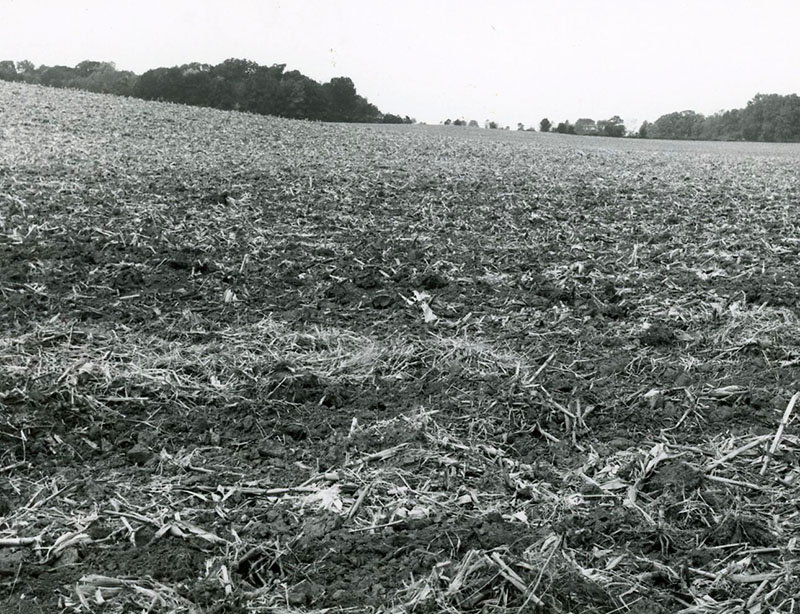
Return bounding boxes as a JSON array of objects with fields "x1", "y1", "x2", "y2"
[{"x1": 2, "y1": 81, "x2": 800, "y2": 613}]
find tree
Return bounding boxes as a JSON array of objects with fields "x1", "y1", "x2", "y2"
[
  {"x1": 274, "y1": 78, "x2": 305, "y2": 118},
  {"x1": 599, "y1": 115, "x2": 626, "y2": 137},
  {"x1": 176, "y1": 63, "x2": 214, "y2": 107},
  {"x1": 649, "y1": 110, "x2": 704, "y2": 140},
  {"x1": 382, "y1": 113, "x2": 404, "y2": 124},
  {"x1": 539, "y1": 118, "x2": 552, "y2": 132},
  {"x1": 72, "y1": 61, "x2": 129, "y2": 94},
  {"x1": 716, "y1": 109, "x2": 742, "y2": 140},
  {"x1": 468, "y1": 119, "x2": 479, "y2": 127},
  {"x1": 16, "y1": 60, "x2": 36, "y2": 79},
  {"x1": 555, "y1": 121, "x2": 575, "y2": 134},
  {"x1": 487, "y1": 120, "x2": 498, "y2": 129},
  {"x1": 213, "y1": 58, "x2": 258, "y2": 81},
  {"x1": 638, "y1": 121, "x2": 650, "y2": 138},
  {"x1": 517, "y1": 122, "x2": 525, "y2": 131},
  {"x1": 241, "y1": 63, "x2": 283, "y2": 115},
  {"x1": 0, "y1": 60, "x2": 18, "y2": 81},
  {"x1": 443, "y1": 119, "x2": 452, "y2": 125},
  {"x1": 574, "y1": 118, "x2": 598, "y2": 135},
  {"x1": 209, "y1": 58, "x2": 259, "y2": 109},
  {"x1": 38, "y1": 65, "x2": 76, "y2": 88},
  {"x1": 740, "y1": 93, "x2": 800, "y2": 142},
  {"x1": 134, "y1": 66, "x2": 185, "y2": 102},
  {"x1": 75, "y1": 60, "x2": 111, "y2": 78},
  {"x1": 323, "y1": 76, "x2": 359, "y2": 120}
]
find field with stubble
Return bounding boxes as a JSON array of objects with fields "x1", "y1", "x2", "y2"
[{"x1": 1, "y1": 80, "x2": 800, "y2": 613}]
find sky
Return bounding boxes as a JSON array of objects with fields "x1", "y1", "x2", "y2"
[{"x1": 2, "y1": 0, "x2": 799, "y2": 129}]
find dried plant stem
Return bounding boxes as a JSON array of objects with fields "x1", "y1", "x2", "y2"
[
  {"x1": 760, "y1": 391, "x2": 800, "y2": 475},
  {"x1": 0, "y1": 537, "x2": 41, "y2": 547}
]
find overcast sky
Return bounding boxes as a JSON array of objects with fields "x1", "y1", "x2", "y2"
[{"x1": 2, "y1": 0, "x2": 799, "y2": 128}]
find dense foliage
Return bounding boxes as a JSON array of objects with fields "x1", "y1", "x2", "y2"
[
  {"x1": 0, "y1": 58, "x2": 412, "y2": 123},
  {"x1": 641, "y1": 94, "x2": 800, "y2": 142}
]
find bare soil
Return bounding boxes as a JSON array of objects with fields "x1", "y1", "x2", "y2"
[{"x1": 1, "y1": 82, "x2": 799, "y2": 613}]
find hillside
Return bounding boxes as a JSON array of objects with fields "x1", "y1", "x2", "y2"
[{"x1": 1, "y1": 81, "x2": 800, "y2": 613}]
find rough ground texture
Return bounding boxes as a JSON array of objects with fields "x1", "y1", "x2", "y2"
[{"x1": 1, "y1": 81, "x2": 799, "y2": 613}]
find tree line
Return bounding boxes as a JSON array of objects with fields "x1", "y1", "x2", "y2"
[
  {"x1": 640, "y1": 94, "x2": 800, "y2": 142},
  {"x1": 4, "y1": 59, "x2": 797, "y2": 141},
  {"x1": 0, "y1": 58, "x2": 414, "y2": 124},
  {"x1": 544, "y1": 116, "x2": 627, "y2": 137},
  {"x1": 442, "y1": 95, "x2": 800, "y2": 143},
  {"x1": 441, "y1": 116, "x2": 628, "y2": 137},
  {"x1": 442, "y1": 119, "x2": 509, "y2": 129}
]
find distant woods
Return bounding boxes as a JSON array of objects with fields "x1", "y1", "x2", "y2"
[
  {"x1": 0, "y1": 58, "x2": 414, "y2": 124},
  {"x1": 3, "y1": 59, "x2": 799, "y2": 141},
  {"x1": 550, "y1": 116, "x2": 627, "y2": 137},
  {"x1": 443, "y1": 96, "x2": 800, "y2": 144},
  {"x1": 639, "y1": 94, "x2": 800, "y2": 142},
  {"x1": 442, "y1": 115, "x2": 629, "y2": 137}
]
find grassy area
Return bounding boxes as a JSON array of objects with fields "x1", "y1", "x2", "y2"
[{"x1": 1, "y1": 81, "x2": 800, "y2": 613}]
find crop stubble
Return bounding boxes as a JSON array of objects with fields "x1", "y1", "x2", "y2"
[{"x1": 1, "y1": 81, "x2": 800, "y2": 613}]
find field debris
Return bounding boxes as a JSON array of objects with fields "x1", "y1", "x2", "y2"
[{"x1": 1, "y1": 81, "x2": 800, "y2": 612}]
